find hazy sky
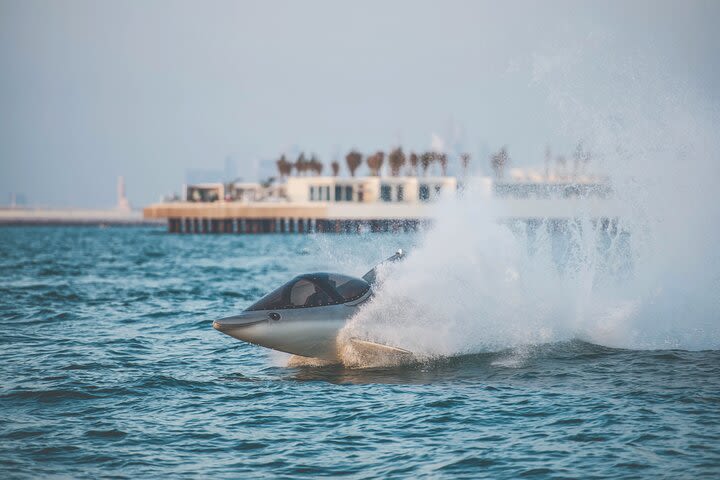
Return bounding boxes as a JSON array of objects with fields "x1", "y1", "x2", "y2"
[{"x1": 1, "y1": 0, "x2": 718, "y2": 207}]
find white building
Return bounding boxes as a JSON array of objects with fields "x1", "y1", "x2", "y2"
[{"x1": 285, "y1": 176, "x2": 458, "y2": 204}]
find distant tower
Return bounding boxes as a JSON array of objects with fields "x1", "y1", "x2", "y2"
[{"x1": 117, "y1": 176, "x2": 131, "y2": 211}]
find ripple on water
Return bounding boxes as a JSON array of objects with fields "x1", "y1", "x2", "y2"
[{"x1": 0, "y1": 227, "x2": 719, "y2": 478}]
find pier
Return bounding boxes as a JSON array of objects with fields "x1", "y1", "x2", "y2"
[
  {"x1": 143, "y1": 202, "x2": 429, "y2": 234},
  {"x1": 142, "y1": 174, "x2": 621, "y2": 234},
  {"x1": 164, "y1": 217, "x2": 423, "y2": 234}
]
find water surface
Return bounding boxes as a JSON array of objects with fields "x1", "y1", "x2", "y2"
[{"x1": 1, "y1": 227, "x2": 719, "y2": 478}]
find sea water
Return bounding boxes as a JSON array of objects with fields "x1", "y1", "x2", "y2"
[
  {"x1": 1, "y1": 226, "x2": 719, "y2": 478},
  {"x1": 3, "y1": 43, "x2": 720, "y2": 479}
]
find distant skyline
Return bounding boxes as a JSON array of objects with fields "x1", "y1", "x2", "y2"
[{"x1": 1, "y1": 0, "x2": 718, "y2": 207}]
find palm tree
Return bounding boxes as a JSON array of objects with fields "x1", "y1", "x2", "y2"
[
  {"x1": 366, "y1": 152, "x2": 384, "y2": 176},
  {"x1": 490, "y1": 147, "x2": 509, "y2": 179},
  {"x1": 572, "y1": 141, "x2": 590, "y2": 177},
  {"x1": 276, "y1": 154, "x2": 292, "y2": 178},
  {"x1": 460, "y1": 153, "x2": 471, "y2": 177},
  {"x1": 409, "y1": 152, "x2": 419, "y2": 176},
  {"x1": 331, "y1": 160, "x2": 340, "y2": 177},
  {"x1": 438, "y1": 153, "x2": 448, "y2": 176},
  {"x1": 388, "y1": 147, "x2": 406, "y2": 176},
  {"x1": 309, "y1": 154, "x2": 323, "y2": 176},
  {"x1": 345, "y1": 150, "x2": 363, "y2": 177},
  {"x1": 420, "y1": 152, "x2": 433, "y2": 176},
  {"x1": 275, "y1": 154, "x2": 283, "y2": 178},
  {"x1": 375, "y1": 151, "x2": 385, "y2": 175},
  {"x1": 295, "y1": 153, "x2": 308, "y2": 176}
]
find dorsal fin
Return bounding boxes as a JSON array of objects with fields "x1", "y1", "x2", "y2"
[{"x1": 362, "y1": 249, "x2": 406, "y2": 285}]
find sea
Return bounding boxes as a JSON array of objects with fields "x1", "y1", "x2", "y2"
[{"x1": 1, "y1": 226, "x2": 719, "y2": 478}]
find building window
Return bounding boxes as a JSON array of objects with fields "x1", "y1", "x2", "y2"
[
  {"x1": 345, "y1": 185, "x2": 353, "y2": 201},
  {"x1": 419, "y1": 184, "x2": 430, "y2": 201},
  {"x1": 312, "y1": 185, "x2": 330, "y2": 201},
  {"x1": 335, "y1": 185, "x2": 342, "y2": 201},
  {"x1": 380, "y1": 184, "x2": 392, "y2": 202},
  {"x1": 397, "y1": 185, "x2": 404, "y2": 201}
]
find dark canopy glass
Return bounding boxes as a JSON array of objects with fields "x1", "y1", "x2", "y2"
[{"x1": 245, "y1": 273, "x2": 370, "y2": 311}]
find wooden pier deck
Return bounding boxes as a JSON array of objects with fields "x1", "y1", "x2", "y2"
[{"x1": 143, "y1": 198, "x2": 624, "y2": 234}]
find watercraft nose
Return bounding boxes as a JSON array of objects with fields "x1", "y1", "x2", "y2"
[{"x1": 212, "y1": 314, "x2": 266, "y2": 332}]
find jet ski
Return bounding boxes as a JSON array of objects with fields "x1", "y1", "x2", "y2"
[{"x1": 213, "y1": 249, "x2": 411, "y2": 362}]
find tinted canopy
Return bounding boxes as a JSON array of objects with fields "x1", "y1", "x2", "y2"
[{"x1": 245, "y1": 273, "x2": 370, "y2": 311}]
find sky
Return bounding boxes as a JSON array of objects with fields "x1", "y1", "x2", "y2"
[{"x1": 1, "y1": 0, "x2": 718, "y2": 208}]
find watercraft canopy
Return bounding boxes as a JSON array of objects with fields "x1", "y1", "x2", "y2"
[{"x1": 245, "y1": 273, "x2": 370, "y2": 311}]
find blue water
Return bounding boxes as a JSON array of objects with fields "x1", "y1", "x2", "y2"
[{"x1": 1, "y1": 226, "x2": 719, "y2": 478}]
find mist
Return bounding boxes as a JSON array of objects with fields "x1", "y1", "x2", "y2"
[{"x1": 339, "y1": 48, "x2": 720, "y2": 365}]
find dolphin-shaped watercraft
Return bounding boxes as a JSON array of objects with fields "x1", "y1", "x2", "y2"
[{"x1": 213, "y1": 250, "x2": 410, "y2": 362}]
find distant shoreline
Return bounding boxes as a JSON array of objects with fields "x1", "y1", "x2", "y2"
[
  {"x1": 0, "y1": 221, "x2": 163, "y2": 227},
  {"x1": 0, "y1": 207, "x2": 164, "y2": 226}
]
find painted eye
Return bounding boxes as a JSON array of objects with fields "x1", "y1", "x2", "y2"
[{"x1": 268, "y1": 312, "x2": 281, "y2": 321}]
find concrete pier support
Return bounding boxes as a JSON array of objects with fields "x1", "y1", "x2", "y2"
[{"x1": 164, "y1": 216, "x2": 428, "y2": 234}]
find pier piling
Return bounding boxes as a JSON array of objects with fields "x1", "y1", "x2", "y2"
[{"x1": 165, "y1": 216, "x2": 428, "y2": 234}]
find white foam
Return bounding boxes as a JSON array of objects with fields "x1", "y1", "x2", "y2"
[{"x1": 339, "y1": 50, "x2": 720, "y2": 365}]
